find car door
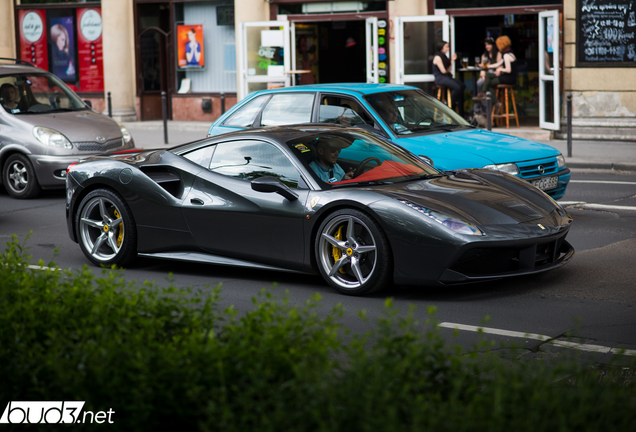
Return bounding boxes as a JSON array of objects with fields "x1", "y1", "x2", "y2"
[{"x1": 181, "y1": 138, "x2": 309, "y2": 268}]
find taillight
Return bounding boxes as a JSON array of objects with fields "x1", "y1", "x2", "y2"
[
  {"x1": 67, "y1": 162, "x2": 79, "y2": 174},
  {"x1": 113, "y1": 148, "x2": 142, "y2": 154}
]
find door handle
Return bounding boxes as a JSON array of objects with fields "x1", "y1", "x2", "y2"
[{"x1": 190, "y1": 198, "x2": 204, "y2": 205}]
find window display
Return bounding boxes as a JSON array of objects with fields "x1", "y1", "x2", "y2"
[{"x1": 17, "y1": 6, "x2": 104, "y2": 93}]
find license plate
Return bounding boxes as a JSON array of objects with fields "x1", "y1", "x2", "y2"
[{"x1": 531, "y1": 176, "x2": 558, "y2": 191}]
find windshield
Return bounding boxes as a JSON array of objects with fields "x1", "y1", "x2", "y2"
[
  {"x1": 0, "y1": 73, "x2": 86, "y2": 114},
  {"x1": 287, "y1": 129, "x2": 440, "y2": 187},
  {"x1": 365, "y1": 89, "x2": 469, "y2": 136}
]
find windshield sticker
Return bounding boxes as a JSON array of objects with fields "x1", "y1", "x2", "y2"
[{"x1": 294, "y1": 143, "x2": 311, "y2": 153}]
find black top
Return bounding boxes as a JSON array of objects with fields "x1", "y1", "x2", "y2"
[
  {"x1": 498, "y1": 49, "x2": 517, "y2": 85},
  {"x1": 432, "y1": 51, "x2": 451, "y2": 78},
  {"x1": 483, "y1": 49, "x2": 498, "y2": 65}
]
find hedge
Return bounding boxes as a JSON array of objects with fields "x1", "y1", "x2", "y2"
[{"x1": 1, "y1": 236, "x2": 634, "y2": 431}]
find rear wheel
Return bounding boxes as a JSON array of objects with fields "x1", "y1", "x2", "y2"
[
  {"x1": 76, "y1": 189, "x2": 137, "y2": 267},
  {"x1": 315, "y1": 209, "x2": 392, "y2": 296},
  {"x1": 2, "y1": 154, "x2": 41, "y2": 199}
]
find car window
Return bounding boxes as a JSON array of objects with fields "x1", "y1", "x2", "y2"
[
  {"x1": 209, "y1": 140, "x2": 300, "y2": 188},
  {"x1": 365, "y1": 90, "x2": 469, "y2": 135},
  {"x1": 318, "y1": 96, "x2": 371, "y2": 126},
  {"x1": 260, "y1": 93, "x2": 314, "y2": 127},
  {"x1": 0, "y1": 72, "x2": 85, "y2": 114},
  {"x1": 223, "y1": 95, "x2": 269, "y2": 127},
  {"x1": 182, "y1": 145, "x2": 215, "y2": 168},
  {"x1": 287, "y1": 130, "x2": 438, "y2": 188}
]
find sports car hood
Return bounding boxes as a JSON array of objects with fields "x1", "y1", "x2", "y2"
[
  {"x1": 21, "y1": 109, "x2": 123, "y2": 142},
  {"x1": 373, "y1": 169, "x2": 565, "y2": 226},
  {"x1": 394, "y1": 129, "x2": 561, "y2": 171}
]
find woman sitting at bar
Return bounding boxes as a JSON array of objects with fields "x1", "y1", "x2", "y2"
[
  {"x1": 476, "y1": 37, "x2": 503, "y2": 90},
  {"x1": 477, "y1": 35, "x2": 517, "y2": 112},
  {"x1": 432, "y1": 41, "x2": 465, "y2": 117}
]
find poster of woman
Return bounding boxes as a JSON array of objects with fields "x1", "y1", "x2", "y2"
[
  {"x1": 49, "y1": 17, "x2": 76, "y2": 82},
  {"x1": 177, "y1": 24, "x2": 205, "y2": 68}
]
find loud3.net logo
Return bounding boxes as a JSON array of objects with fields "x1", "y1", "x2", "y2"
[{"x1": 0, "y1": 401, "x2": 115, "y2": 424}]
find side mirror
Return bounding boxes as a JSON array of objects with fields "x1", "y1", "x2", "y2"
[
  {"x1": 418, "y1": 155, "x2": 434, "y2": 166},
  {"x1": 251, "y1": 176, "x2": 298, "y2": 201},
  {"x1": 84, "y1": 100, "x2": 92, "y2": 109}
]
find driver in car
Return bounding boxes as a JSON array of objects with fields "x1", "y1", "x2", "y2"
[
  {"x1": 0, "y1": 83, "x2": 20, "y2": 112},
  {"x1": 309, "y1": 139, "x2": 355, "y2": 183}
]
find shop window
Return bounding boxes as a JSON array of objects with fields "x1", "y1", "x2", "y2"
[
  {"x1": 174, "y1": 1, "x2": 236, "y2": 94},
  {"x1": 16, "y1": 5, "x2": 104, "y2": 93}
]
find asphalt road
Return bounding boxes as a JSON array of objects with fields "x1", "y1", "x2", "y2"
[{"x1": 1, "y1": 169, "x2": 635, "y2": 362}]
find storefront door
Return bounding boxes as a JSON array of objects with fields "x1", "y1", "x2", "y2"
[
  {"x1": 539, "y1": 10, "x2": 560, "y2": 130},
  {"x1": 239, "y1": 21, "x2": 291, "y2": 100},
  {"x1": 395, "y1": 15, "x2": 450, "y2": 87},
  {"x1": 136, "y1": 2, "x2": 171, "y2": 121}
]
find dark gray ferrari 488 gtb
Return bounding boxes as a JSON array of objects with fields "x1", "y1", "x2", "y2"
[{"x1": 66, "y1": 124, "x2": 574, "y2": 296}]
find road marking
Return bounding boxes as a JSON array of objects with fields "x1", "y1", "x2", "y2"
[
  {"x1": 570, "y1": 180, "x2": 636, "y2": 185},
  {"x1": 439, "y1": 322, "x2": 636, "y2": 356},
  {"x1": 27, "y1": 264, "x2": 57, "y2": 271},
  {"x1": 559, "y1": 201, "x2": 636, "y2": 211}
]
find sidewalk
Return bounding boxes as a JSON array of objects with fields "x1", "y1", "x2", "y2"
[{"x1": 123, "y1": 120, "x2": 636, "y2": 172}]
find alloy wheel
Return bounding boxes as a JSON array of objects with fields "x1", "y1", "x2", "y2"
[
  {"x1": 79, "y1": 196, "x2": 125, "y2": 262},
  {"x1": 317, "y1": 214, "x2": 378, "y2": 290},
  {"x1": 7, "y1": 160, "x2": 29, "y2": 194}
]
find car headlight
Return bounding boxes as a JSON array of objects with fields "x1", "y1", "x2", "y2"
[
  {"x1": 399, "y1": 200, "x2": 483, "y2": 236},
  {"x1": 33, "y1": 126, "x2": 72, "y2": 149},
  {"x1": 556, "y1": 154, "x2": 566, "y2": 168},
  {"x1": 119, "y1": 124, "x2": 132, "y2": 144},
  {"x1": 482, "y1": 162, "x2": 519, "y2": 175}
]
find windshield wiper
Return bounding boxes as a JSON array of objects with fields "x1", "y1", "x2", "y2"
[
  {"x1": 48, "y1": 108, "x2": 82, "y2": 112},
  {"x1": 337, "y1": 180, "x2": 392, "y2": 186},
  {"x1": 407, "y1": 123, "x2": 459, "y2": 133},
  {"x1": 428, "y1": 123, "x2": 462, "y2": 131}
]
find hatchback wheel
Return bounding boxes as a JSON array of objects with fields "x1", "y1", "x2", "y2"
[
  {"x1": 76, "y1": 189, "x2": 137, "y2": 267},
  {"x1": 315, "y1": 209, "x2": 392, "y2": 296},
  {"x1": 2, "y1": 154, "x2": 41, "y2": 199}
]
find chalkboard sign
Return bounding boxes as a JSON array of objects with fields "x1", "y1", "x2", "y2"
[{"x1": 577, "y1": 0, "x2": 636, "y2": 66}]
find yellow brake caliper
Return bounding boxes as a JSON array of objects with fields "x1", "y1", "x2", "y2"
[
  {"x1": 332, "y1": 225, "x2": 347, "y2": 274},
  {"x1": 113, "y1": 209, "x2": 124, "y2": 247}
]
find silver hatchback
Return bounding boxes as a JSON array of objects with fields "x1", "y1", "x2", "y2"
[{"x1": 0, "y1": 60, "x2": 134, "y2": 199}]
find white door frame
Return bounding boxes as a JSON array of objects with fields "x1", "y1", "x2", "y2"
[
  {"x1": 239, "y1": 21, "x2": 291, "y2": 100},
  {"x1": 365, "y1": 17, "x2": 379, "y2": 83},
  {"x1": 539, "y1": 10, "x2": 560, "y2": 130},
  {"x1": 395, "y1": 15, "x2": 450, "y2": 85}
]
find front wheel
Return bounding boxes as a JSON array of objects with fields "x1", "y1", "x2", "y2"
[
  {"x1": 315, "y1": 209, "x2": 392, "y2": 296},
  {"x1": 76, "y1": 189, "x2": 137, "y2": 267},
  {"x1": 2, "y1": 154, "x2": 41, "y2": 199}
]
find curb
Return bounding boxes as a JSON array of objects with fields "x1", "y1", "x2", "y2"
[{"x1": 567, "y1": 162, "x2": 636, "y2": 171}]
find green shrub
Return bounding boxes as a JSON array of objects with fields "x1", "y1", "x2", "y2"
[{"x1": 1, "y1": 236, "x2": 634, "y2": 431}]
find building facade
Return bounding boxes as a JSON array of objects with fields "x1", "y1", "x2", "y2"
[{"x1": 3, "y1": 0, "x2": 634, "y2": 140}]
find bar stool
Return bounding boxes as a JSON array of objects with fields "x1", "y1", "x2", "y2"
[
  {"x1": 435, "y1": 85, "x2": 452, "y2": 108},
  {"x1": 492, "y1": 84, "x2": 519, "y2": 128}
]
